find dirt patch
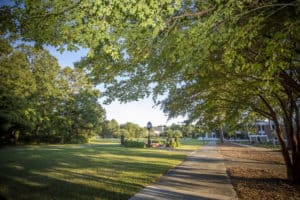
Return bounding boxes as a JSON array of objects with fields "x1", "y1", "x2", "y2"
[{"x1": 219, "y1": 143, "x2": 300, "y2": 200}]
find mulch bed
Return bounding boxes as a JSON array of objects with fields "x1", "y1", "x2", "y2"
[{"x1": 219, "y1": 143, "x2": 300, "y2": 200}]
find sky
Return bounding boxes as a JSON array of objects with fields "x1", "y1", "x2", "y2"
[{"x1": 48, "y1": 47, "x2": 185, "y2": 127}]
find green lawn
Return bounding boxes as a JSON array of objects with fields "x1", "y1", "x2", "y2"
[
  {"x1": 178, "y1": 138, "x2": 206, "y2": 150},
  {"x1": 0, "y1": 139, "x2": 200, "y2": 200}
]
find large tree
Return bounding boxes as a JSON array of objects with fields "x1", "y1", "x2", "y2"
[
  {"x1": 0, "y1": 40, "x2": 106, "y2": 144},
  {"x1": 79, "y1": 0, "x2": 300, "y2": 183}
]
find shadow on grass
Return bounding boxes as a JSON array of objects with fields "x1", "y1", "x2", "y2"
[
  {"x1": 0, "y1": 172, "x2": 133, "y2": 200},
  {"x1": 0, "y1": 144, "x2": 186, "y2": 200}
]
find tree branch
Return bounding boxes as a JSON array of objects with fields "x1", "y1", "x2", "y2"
[
  {"x1": 239, "y1": 3, "x2": 295, "y2": 18},
  {"x1": 172, "y1": 5, "x2": 216, "y2": 20}
]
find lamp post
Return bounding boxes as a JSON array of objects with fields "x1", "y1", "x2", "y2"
[{"x1": 147, "y1": 121, "x2": 152, "y2": 147}]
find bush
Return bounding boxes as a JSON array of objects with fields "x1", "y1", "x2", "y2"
[
  {"x1": 174, "y1": 137, "x2": 181, "y2": 147},
  {"x1": 160, "y1": 140, "x2": 166, "y2": 145},
  {"x1": 166, "y1": 137, "x2": 180, "y2": 148},
  {"x1": 69, "y1": 136, "x2": 89, "y2": 144},
  {"x1": 124, "y1": 140, "x2": 145, "y2": 148}
]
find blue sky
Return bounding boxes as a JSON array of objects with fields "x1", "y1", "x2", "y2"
[{"x1": 48, "y1": 47, "x2": 185, "y2": 127}]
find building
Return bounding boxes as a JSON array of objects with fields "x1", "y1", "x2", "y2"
[
  {"x1": 198, "y1": 132, "x2": 219, "y2": 141},
  {"x1": 152, "y1": 126, "x2": 165, "y2": 137},
  {"x1": 248, "y1": 120, "x2": 277, "y2": 143}
]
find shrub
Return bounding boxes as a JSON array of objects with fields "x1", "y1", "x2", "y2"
[
  {"x1": 166, "y1": 137, "x2": 180, "y2": 148},
  {"x1": 160, "y1": 140, "x2": 166, "y2": 145},
  {"x1": 69, "y1": 136, "x2": 89, "y2": 144},
  {"x1": 174, "y1": 137, "x2": 181, "y2": 147},
  {"x1": 124, "y1": 140, "x2": 145, "y2": 148}
]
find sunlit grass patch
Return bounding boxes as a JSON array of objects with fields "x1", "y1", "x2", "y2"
[
  {"x1": 90, "y1": 138, "x2": 120, "y2": 144},
  {"x1": 178, "y1": 138, "x2": 206, "y2": 150},
  {"x1": 0, "y1": 143, "x2": 187, "y2": 200}
]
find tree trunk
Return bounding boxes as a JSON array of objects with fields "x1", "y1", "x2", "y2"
[
  {"x1": 120, "y1": 135, "x2": 125, "y2": 145},
  {"x1": 273, "y1": 118, "x2": 294, "y2": 181},
  {"x1": 219, "y1": 125, "x2": 224, "y2": 143},
  {"x1": 274, "y1": 118, "x2": 300, "y2": 184},
  {"x1": 259, "y1": 94, "x2": 300, "y2": 183},
  {"x1": 291, "y1": 151, "x2": 300, "y2": 184},
  {"x1": 284, "y1": 109, "x2": 300, "y2": 184}
]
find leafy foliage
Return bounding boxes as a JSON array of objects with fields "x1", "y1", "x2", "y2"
[
  {"x1": 120, "y1": 122, "x2": 147, "y2": 138},
  {"x1": 100, "y1": 119, "x2": 120, "y2": 138},
  {"x1": 0, "y1": 40, "x2": 105, "y2": 144},
  {"x1": 166, "y1": 137, "x2": 180, "y2": 148}
]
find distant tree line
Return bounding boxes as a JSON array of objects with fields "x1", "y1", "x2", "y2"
[
  {"x1": 160, "y1": 124, "x2": 204, "y2": 138},
  {"x1": 99, "y1": 120, "x2": 147, "y2": 139},
  {"x1": 98, "y1": 121, "x2": 208, "y2": 139}
]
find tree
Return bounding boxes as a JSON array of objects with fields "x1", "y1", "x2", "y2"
[
  {"x1": 97, "y1": 1, "x2": 299, "y2": 183},
  {"x1": 4, "y1": 0, "x2": 180, "y2": 55},
  {"x1": 162, "y1": 128, "x2": 182, "y2": 138},
  {"x1": 55, "y1": 67, "x2": 106, "y2": 143},
  {"x1": 0, "y1": 38, "x2": 36, "y2": 143},
  {"x1": 120, "y1": 122, "x2": 145, "y2": 138},
  {"x1": 0, "y1": 39, "x2": 106, "y2": 144},
  {"x1": 0, "y1": 41, "x2": 60, "y2": 143},
  {"x1": 101, "y1": 119, "x2": 120, "y2": 138},
  {"x1": 181, "y1": 125, "x2": 194, "y2": 138}
]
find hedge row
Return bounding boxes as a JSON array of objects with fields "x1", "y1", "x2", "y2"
[{"x1": 123, "y1": 140, "x2": 145, "y2": 148}]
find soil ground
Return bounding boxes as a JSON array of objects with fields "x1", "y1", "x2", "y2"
[{"x1": 219, "y1": 143, "x2": 300, "y2": 200}]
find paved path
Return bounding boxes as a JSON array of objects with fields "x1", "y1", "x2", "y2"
[{"x1": 129, "y1": 143, "x2": 237, "y2": 200}]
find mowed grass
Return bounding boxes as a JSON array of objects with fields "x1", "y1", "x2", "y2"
[
  {"x1": 178, "y1": 138, "x2": 206, "y2": 150},
  {"x1": 0, "y1": 139, "x2": 195, "y2": 200}
]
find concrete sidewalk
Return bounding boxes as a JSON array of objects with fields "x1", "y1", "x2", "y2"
[{"x1": 129, "y1": 143, "x2": 237, "y2": 200}]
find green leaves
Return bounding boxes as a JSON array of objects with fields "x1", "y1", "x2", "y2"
[
  {"x1": 7, "y1": 0, "x2": 181, "y2": 58},
  {"x1": 2, "y1": 0, "x2": 300, "y2": 145},
  {"x1": 0, "y1": 39, "x2": 105, "y2": 144}
]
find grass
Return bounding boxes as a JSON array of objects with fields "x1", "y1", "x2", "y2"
[
  {"x1": 0, "y1": 138, "x2": 202, "y2": 200},
  {"x1": 178, "y1": 138, "x2": 206, "y2": 150},
  {"x1": 90, "y1": 138, "x2": 120, "y2": 144}
]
